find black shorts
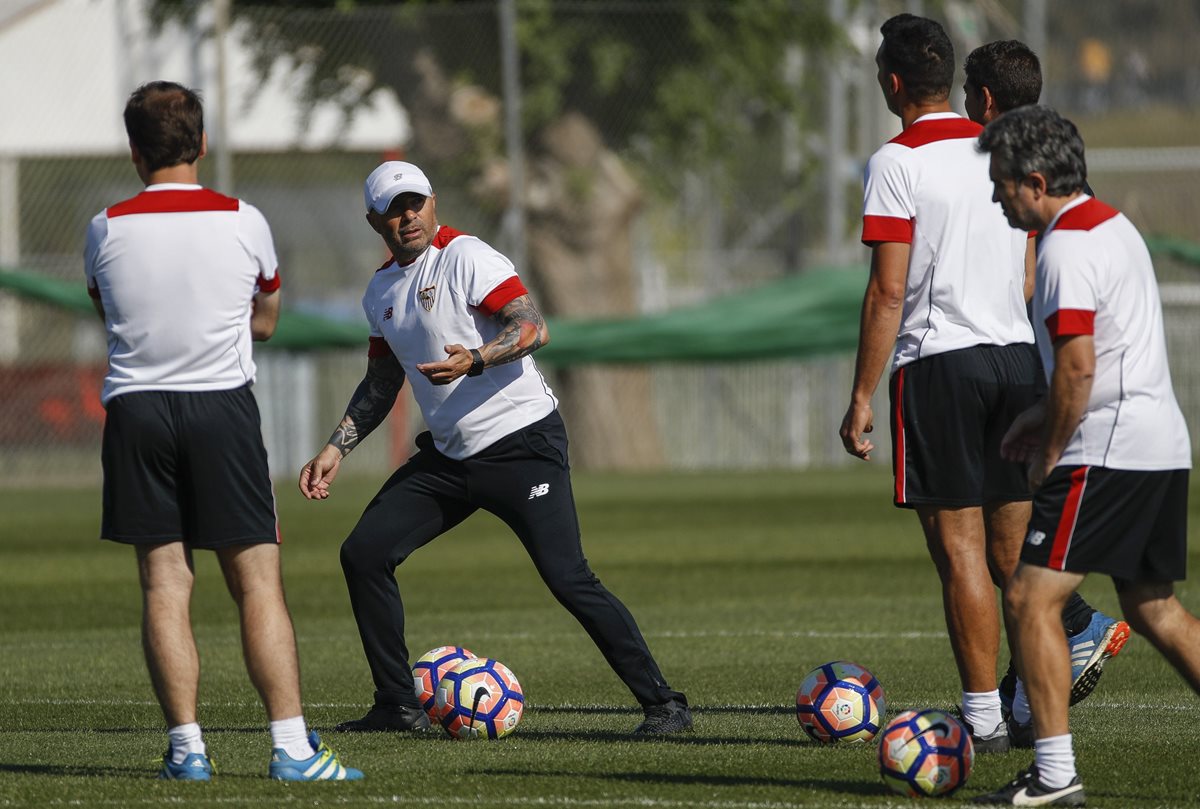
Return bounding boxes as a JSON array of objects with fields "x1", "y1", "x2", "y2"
[
  {"x1": 1022, "y1": 466, "x2": 1189, "y2": 581},
  {"x1": 889, "y1": 342, "x2": 1042, "y2": 508},
  {"x1": 100, "y1": 385, "x2": 278, "y2": 549}
]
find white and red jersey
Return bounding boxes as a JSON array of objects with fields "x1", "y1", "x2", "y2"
[
  {"x1": 1035, "y1": 195, "x2": 1191, "y2": 470},
  {"x1": 861, "y1": 112, "x2": 1033, "y2": 370},
  {"x1": 363, "y1": 225, "x2": 557, "y2": 460},
  {"x1": 84, "y1": 183, "x2": 280, "y2": 405}
]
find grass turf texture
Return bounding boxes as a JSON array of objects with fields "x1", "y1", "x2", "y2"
[{"x1": 1, "y1": 468, "x2": 1198, "y2": 808}]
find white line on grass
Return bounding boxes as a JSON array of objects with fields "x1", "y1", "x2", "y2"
[
  {"x1": 1, "y1": 627, "x2": 948, "y2": 652},
  {"x1": 1, "y1": 794, "x2": 923, "y2": 809},
  {"x1": 9, "y1": 698, "x2": 1200, "y2": 713}
]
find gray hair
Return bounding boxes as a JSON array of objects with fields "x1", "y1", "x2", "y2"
[{"x1": 976, "y1": 105, "x2": 1086, "y2": 196}]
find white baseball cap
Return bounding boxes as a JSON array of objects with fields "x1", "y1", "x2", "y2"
[{"x1": 364, "y1": 161, "x2": 433, "y2": 213}]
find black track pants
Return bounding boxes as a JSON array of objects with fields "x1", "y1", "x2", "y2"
[{"x1": 339, "y1": 410, "x2": 685, "y2": 709}]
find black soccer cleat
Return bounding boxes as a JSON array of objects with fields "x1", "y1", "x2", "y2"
[
  {"x1": 632, "y1": 699, "x2": 693, "y2": 735},
  {"x1": 956, "y1": 707, "x2": 1011, "y2": 754},
  {"x1": 334, "y1": 703, "x2": 431, "y2": 733},
  {"x1": 974, "y1": 765, "x2": 1086, "y2": 806}
]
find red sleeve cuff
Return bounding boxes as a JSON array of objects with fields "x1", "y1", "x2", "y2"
[
  {"x1": 1045, "y1": 309, "x2": 1095, "y2": 339},
  {"x1": 256, "y1": 270, "x2": 281, "y2": 293},
  {"x1": 477, "y1": 276, "x2": 528, "y2": 316},
  {"x1": 368, "y1": 336, "x2": 393, "y2": 358},
  {"x1": 862, "y1": 215, "x2": 914, "y2": 245}
]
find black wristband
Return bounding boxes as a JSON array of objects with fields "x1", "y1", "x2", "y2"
[{"x1": 467, "y1": 348, "x2": 485, "y2": 377}]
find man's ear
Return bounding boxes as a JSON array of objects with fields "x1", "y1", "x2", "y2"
[
  {"x1": 981, "y1": 86, "x2": 999, "y2": 117},
  {"x1": 888, "y1": 72, "x2": 903, "y2": 98},
  {"x1": 129, "y1": 139, "x2": 140, "y2": 166},
  {"x1": 199, "y1": 131, "x2": 208, "y2": 160},
  {"x1": 1026, "y1": 172, "x2": 1049, "y2": 197}
]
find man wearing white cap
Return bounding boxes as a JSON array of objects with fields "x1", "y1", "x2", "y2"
[{"x1": 299, "y1": 161, "x2": 691, "y2": 735}]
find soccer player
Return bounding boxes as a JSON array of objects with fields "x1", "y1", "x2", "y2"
[
  {"x1": 85, "y1": 82, "x2": 361, "y2": 781},
  {"x1": 975, "y1": 104, "x2": 1200, "y2": 806},
  {"x1": 297, "y1": 161, "x2": 691, "y2": 735},
  {"x1": 963, "y1": 40, "x2": 1130, "y2": 745},
  {"x1": 839, "y1": 14, "x2": 1039, "y2": 752}
]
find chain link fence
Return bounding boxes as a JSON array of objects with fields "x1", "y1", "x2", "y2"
[{"x1": 2, "y1": 0, "x2": 1200, "y2": 485}]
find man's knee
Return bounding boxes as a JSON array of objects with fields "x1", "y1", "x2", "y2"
[
  {"x1": 1117, "y1": 580, "x2": 1177, "y2": 638},
  {"x1": 340, "y1": 531, "x2": 397, "y2": 579},
  {"x1": 542, "y1": 559, "x2": 599, "y2": 602}
]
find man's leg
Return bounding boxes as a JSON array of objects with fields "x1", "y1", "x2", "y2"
[
  {"x1": 137, "y1": 542, "x2": 199, "y2": 728},
  {"x1": 336, "y1": 454, "x2": 474, "y2": 731},
  {"x1": 916, "y1": 505, "x2": 1010, "y2": 747},
  {"x1": 215, "y1": 542, "x2": 303, "y2": 721},
  {"x1": 974, "y1": 562, "x2": 1088, "y2": 803},
  {"x1": 470, "y1": 414, "x2": 689, "y2": 733},
  {"x1": 1117, "y1": 580, "x2": 1200, "y2": 694}
]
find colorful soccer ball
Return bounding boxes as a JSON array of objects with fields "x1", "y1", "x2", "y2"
[
  {"x1": 795, "y1": 660, "x2": 885, "y2": 743},
  {"x1": 878, "y1": 709, "x2": 974, "y2": 797},
  {"x1": 435, "y1": 657, "x2": 524, "y2": 740},
  {"x1": 413, "y1": 646, "x2": 477, "y2": 721}
]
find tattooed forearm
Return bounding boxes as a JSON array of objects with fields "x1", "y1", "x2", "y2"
[
  {"x1": 482, "y1": 295, "x2": 547, "y2": 367},
  {"x1": 328, "y1": 353, "x2": 406, "y2": 457}
]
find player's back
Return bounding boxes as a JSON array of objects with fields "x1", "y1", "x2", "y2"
[
  {"x1": 84, "y1": 184, "x2": 279, "y2": 404},
  {"x1": 1036, "y1": 196, "x2": 1190, "y2": 470},
  {"x1": 862, "y1": 113, "x2": 1033, "y2": 370}
]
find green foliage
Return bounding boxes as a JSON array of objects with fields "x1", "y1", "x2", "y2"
[{"x1": 2, "y1": 470, "x2": 1200, "y2": 807}]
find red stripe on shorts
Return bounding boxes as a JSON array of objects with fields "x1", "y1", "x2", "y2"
[
  {"x1": 1049, "y1": 466, "x2": 1089, "y2": 570},
  {"x1": 892, "y1": 367, "x2": 906, "y2": 504}
]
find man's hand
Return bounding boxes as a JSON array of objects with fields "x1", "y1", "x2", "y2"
[
  {"x1": 299, "y1": 445, "x2": 343, "y2": 500},
  {"x1": 1000, "y1": 401, "x2": 1046, "y2": 464},
  {"x1": 416, "y1": 344, "x2": 475, "y2": 385},
  {"x1": 840, "y1": 400, "x2": 876, "y2": 461},
  {"x1": 1001, "y1": 401, "x2": 1049, "y2": 491}
]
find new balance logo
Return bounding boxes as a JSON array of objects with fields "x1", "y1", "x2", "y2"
[
  {"x1": 528, "y1": 483, "x2": 550, "y2": 499},
  {"x1": 1025, "y1": 529, "x2": 1046, "y2": 546},
  {"x1": 383, "y1": 306, "x2": 394, "y2": 320}
]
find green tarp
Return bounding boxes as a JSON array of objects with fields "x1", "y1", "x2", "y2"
[
  {"x1": 3, "y1": 236, "x2": 1195, "y2": 366},
  {"x1": 0, "y1": 265, "x2": 868, "y2": 365}
]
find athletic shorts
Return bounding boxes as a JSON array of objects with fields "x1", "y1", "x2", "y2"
[
  {"x1": 100, "y1": 385, "x2": 278, "y2": 549},
  {"x1": 889, "y1": 342, "x2": 1042, "y2": 508},
  {"x1": 1022, "y1": 466, "x2": 1189, "y2": 581}
]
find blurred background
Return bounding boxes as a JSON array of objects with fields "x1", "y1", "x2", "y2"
[{"x1": 2, "y1": 0, "x2": 1199, "y2": 485}]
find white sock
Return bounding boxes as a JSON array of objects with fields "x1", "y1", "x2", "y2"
[
  {"x1": 167, "y1": 722, "x2": 205, "y2": 764},
  {"x1": 1012, "y1": 678, "x2": 1032, "y2": 725},
  {"x1": 1035, "y1": 733, "x2": 1077, "y2": 789},
  {"x1": 269, "y1": 715, "x2": 315, "y2": 761},
  {"x1": 961, "y1": 689, "x2": 1002, "y2": 735}
]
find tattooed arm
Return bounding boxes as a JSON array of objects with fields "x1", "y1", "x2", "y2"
[
  {"x1": 298, "y1": 352, "x2": 406, "y2": 500},
  {"x1": 416, "y1": 294, "x2": 550, "y2": 385}
]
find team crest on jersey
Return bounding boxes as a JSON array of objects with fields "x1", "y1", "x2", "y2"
[{"x1": 418, "y1": 285, "x2": 436, "y2": 311}]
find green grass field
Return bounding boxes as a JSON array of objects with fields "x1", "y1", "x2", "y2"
[{"x1": 2, "y1": 468, "x2": 1198, "y2": 808}]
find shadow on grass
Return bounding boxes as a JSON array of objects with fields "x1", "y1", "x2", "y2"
[
  {"x1": 512, "y1": 728, "x2": 808, "y2": 747},
  {"x1": 529, "y1": 704, "x2": 794, "y2": 716},
  {"x1": 0, "y1": 762, "x2": 159, "y2": 778},
  {"x1": 481, "y1": 766, "x2": 884, "y2": 796}
]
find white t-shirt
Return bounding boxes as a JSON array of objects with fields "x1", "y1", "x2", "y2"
[
  {"x1": 84, "y1": 183, "x2": 280, "y2": 405},
  {"x1": 363, "y1": 225, "x2": 557, "y2": 460},
  {"x1": 1035, "y1": 194, "x2": 1191, "y2": 470},
  {"x1": 861, "y1": 112, "x2": 1034, "y2": 370}
]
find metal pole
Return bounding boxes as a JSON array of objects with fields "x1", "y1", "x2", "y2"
[
  {"x1": 1023, "y1": 0, "x2": 1047, "y2": 85},
  {"x1": 498, "y1": 0, "x2": 528, "y2": 274},
  {"x1": 0, "y1": 156, "x2": 19, "y2": 360},
  {"x1": 213, "y1": 0, "x2": 234, "y2": 195},
  {"x1": 826, "y1": 0, "x2": 847, "y2": 264}
]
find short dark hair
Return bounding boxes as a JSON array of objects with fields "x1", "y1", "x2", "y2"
[
  {"x1": 879, "y1": 14, "x2": 955, "y2": 102},
  {"x1": 964, "y1": 40, "x2": 1042, "y2": 112},
  {"x1": 123, "y1": 81, "x2": 204, "y2": 172},
  {"x1": 977, "y1": 105, "x2": 1087, "y2": 196}
]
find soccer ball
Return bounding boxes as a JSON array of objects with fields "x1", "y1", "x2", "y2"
[
  {"x1": 413, "y1": 646, "x2": 476, "y2": 721},
  {"x1": 878, "y1": 709, "x2": 974, "y2": 797},
  {"x1": 795, "y1": 660, "x2": 885, "y2": 743},
  {"x1": 435, "y1": 657, "x2": 524, "y2": 740}
]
